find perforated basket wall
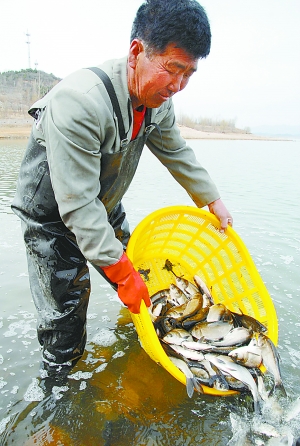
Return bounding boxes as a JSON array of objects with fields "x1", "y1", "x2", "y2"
[{"x1": 127, "y1": 206, "x2": 278, "y2": 396}]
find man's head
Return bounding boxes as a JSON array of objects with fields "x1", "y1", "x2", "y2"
[
  {"x1": 130, "y1": 0, "x2": 211, "y2": 60},
  {"x1": 128, "y1": 0, "x2": 211, "y2": 109}
]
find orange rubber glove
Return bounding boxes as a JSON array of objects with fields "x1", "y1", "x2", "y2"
[{"x1": 101, "y1": 252, "x2": 151, "y2": 314}]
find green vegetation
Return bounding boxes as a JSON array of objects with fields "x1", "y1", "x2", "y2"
[
  {"x1": 0, "y1": 69, "x2": 60, "y2": 118},
  {"x1": 177, "y1": 113, "x2": 251, "y2": 134}
]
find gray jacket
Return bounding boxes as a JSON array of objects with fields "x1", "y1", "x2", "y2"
[{"x1": 29, "y1": 56, "x2": 220, "y2": 266}]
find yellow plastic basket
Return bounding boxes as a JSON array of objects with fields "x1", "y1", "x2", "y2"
[{"x1": 127, "y1": 206, "x2": 278, "y2": 396}]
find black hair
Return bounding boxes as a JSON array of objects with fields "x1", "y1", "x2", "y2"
[{"x1": 130, "y1": 0, "x2": 211, "y2": 59}]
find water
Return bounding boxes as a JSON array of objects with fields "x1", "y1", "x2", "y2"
[{"x1": 0, "y1": 138, "x2": 299, "y2": 445}]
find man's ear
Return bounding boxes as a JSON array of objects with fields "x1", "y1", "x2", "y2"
[{"x1": 128, "y1": 39, "x2": 144, "y2": 69}]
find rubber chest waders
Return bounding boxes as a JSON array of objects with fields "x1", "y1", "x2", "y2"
[{"x1": 12, "y1": 67, "x2": 153, "y2": 371}]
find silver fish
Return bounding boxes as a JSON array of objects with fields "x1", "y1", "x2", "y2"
[
  {"x1": 191, "y1": 320, "x2": 234, "y2": 341},
  {"x1": 205, "y1": 353, "x2": 261, "y2": 414},
  {"x1": 193, "y1": 274, "x2": 212, "y2": 297},
  {"x1": 207, "y1": 303, "x2": 233, "y2": 323},
  {"x1": 168, "y1": 356, "x2": 203, "y2": 397},
  {"x1": 210, "y1": 326, "x2": 252, "y2": 348},
  {"x1": 169, "y1": 283, "x2": 188, "y2": 306},
  {"x1": 255, "y1": 333, "x2": 286, "y2": 397},
  {"x1": 175, "y1": 276, "x2": 199, "y2": 298},
  {"x1": 229, "y1": 339, "x2": 263, "y2": 368},
  {"x1": 162, "y1": 328, "x2": 193, "y2": 346},
  {"x1": 169, "y1": 344, "x2": 205, "y2": 362},
  {"x1": 165, "y1": 293, "x2": 203, "y2": 321},
  {"x1": 182, "y1": 340, "x2": 213, "y2": 351}
]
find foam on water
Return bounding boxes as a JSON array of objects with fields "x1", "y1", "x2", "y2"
[
  {"x1": 91, "y1": 328, "x2": 117, "y2": 346},
  {"x1": 0, "y1": 416, "x2": 11, "y2": 436},
  {"x1": 68, "y1": 371, "x2": 93, "y2": 381},
  {"x1": 23, "y1": 378, "x2": 45, "y2": 402}
]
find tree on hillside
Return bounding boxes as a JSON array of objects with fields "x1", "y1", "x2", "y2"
[{"x1": 0, "y1": 69, "x2": 60, "y2": 118}]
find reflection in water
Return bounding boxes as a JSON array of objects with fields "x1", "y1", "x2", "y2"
[
  {"x1": 0, "y1": 140, "x2": 26, "y2": 214},
  {"x1": 0, "y1": 139, "x2": 300, "y2": 445}
]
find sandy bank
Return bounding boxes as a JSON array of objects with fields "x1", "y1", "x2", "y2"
[{"x1": 0, "y1": 121, "x2": 290, "y2": 141}]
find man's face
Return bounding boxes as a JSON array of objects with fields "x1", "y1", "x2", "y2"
[{"x1": 128, "y1": 40, "x2": 198, "y2": 109}]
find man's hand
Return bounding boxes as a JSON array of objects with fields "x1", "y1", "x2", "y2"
[
  {"x1": 208, "y1": 198, "x2": 233, "y2": 233},
  {"x1": 101, "y1": 252, "x2": 151, "y2": 314}
]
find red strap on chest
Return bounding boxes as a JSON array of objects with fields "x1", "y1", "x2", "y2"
[{"x1": 131, "y1": 106, "x2": 146, "y2": 140}]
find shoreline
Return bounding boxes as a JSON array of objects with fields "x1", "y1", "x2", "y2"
[{"x1": 0, "y1": 122, "x2": 292, "y2": 141}]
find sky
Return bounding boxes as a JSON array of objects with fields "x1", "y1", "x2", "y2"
[{"x1": 1, "y1": 0, "x2": 299, "y2": 130}]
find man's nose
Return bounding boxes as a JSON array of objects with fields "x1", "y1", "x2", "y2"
[{"x1": 168, "y1": 74, "x2": 184, "y2": 93}]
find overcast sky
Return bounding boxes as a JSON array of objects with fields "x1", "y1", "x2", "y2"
[{"x1": 1, "y1": 0, "x2": 299, "y2": 129}]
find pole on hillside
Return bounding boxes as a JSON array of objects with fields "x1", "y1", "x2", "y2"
[{"x1": 26, "y1": 30, "x2": 31, "y2": 69}]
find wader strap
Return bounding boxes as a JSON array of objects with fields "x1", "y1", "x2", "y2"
[{"x1": 87, "y1": 67, "x2": 127, "y2": 142}]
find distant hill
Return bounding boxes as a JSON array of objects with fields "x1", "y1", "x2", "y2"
[
  {"x1": 251, "y1": 124, "x2": 300, "y2": 138},
  {"x1": 0, "y1": 69, "x2": 61, "y2": 119}
]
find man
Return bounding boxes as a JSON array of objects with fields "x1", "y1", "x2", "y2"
[{"x1": 12, "y1": 0, "x2": 232, "y2": 378}]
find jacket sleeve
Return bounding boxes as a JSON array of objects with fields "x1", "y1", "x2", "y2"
[
  {"x1": 146, "y1": 101, "x2": 220, "y2": 208},
  {"x1": 42, "y1": 86, "x2": 124, "y2": 267}
]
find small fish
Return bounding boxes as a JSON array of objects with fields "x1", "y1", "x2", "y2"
[
  {"x1": 205, "y1": 353, "x2": 261, "y2": 414},
  {"x1": 207, "y1": 303, "x2": 233, "y2": 323},
  {"x1": 169, "y1": 344, "x2": 205, "y2": 362},
  {"x1": 182, "y1": 340, "x2": 236, "y2": 355},
  {"x1": 191, "y1": 320, "x2": 234, "y2": 342},
  {"x1": 162, "y1": 328, "x2": 193, "y2": 346},
  {"x1": 150, "y1": 289, "x2": 170, "y2": 305},
  {"x1": 253, "y1": 422, "x2": 280, "y2": 438},
  {"x1": 165, "y1": 293, "x2": 203, "y2": 322},
  {"x1": 202, "y1": 293, "x2": 213, "y2": 309},
  {"x1": 232, "y1": 311, "x2": 267, "y2": 333},
  {"x1": 210, "y1": 326, "x2": 252, "y2": 348},
  {"x1": 284, "y1": 396, "x2": 300, "y2": 422},
  {"x1": 224, "y1": 375, "x2": 248, "y2": 391},
  {"x1": 181, "y1": 340, "x2": 213, "y2": 351},
  {"x1": 169, "y1": 283, "x2": 188, "y2": 306},
  {"x1": 168, "y1": 356, "x2": 203, "y2": 397},
  {"x1": 175, "y1": 276, "x2": 200, "y2": 298},
  {"x1": 138, "y1": 268, "x2": 151, "y2": 281},
  {"x1": 181, "y1": 306, "x2": 209, "y2": 330},
  {"x1": 193, "y1": 275, "x2": 213, "y2": 301},
  {"x1": 255, "y1": 333, "x2": 286, "y2": 397},
  {"x1": 229, "y1": 338, "x2": 263, "y2": 368}
]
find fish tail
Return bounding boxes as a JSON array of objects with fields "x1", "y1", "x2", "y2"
[
  {"x1": 253, "y1": 399, "x2": 261, "y2": 416},
  {"x1": 186, "y1": 378, "x2": 195, "y2": 398},
  {"x1": 269, "y1": 381, "x2": 287, "y2": 398},
  {"x1": 194, "y1": 378, "x2": 204, "y2": 394}
]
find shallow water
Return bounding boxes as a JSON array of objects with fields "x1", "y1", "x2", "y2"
[{"x1": 0, "y1": 138, "x2": 299, "y2": 445}]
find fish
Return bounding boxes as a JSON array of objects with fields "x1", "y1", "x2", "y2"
[
  {"x1": 284, "y1": 396, "x2": 300, "y2": 422},
  {"x1": 255, "y1": 333, "x2": 286, "y2": 397},
  {"x1": 168, "y1": 356, "x2": 203, "y2": 397},
  {"x1": 168, "y1": 344, "x2": 205, "y2": 362},
  {"x1": 175, "y1": 276, "x2": 200, "y2": 298},
  {"x1": 153, "y1": 316, "x2": 175, "y2": 337},
  {"x1": 205, "y1": 353, "x2": 262, "y2": 414},
  {"x1": 151, "y1": 268, "x2": 285, "y2": 411},
  {"x1": 191, "y1": 320, "x2": 234, "y2": 341},
  {"x1": 188, "y1": 359, "x2": 222, "y2": 388},
  {"x1": 207, "y1": 303, "x2": 234, "y2": 323},
  {"x1": 193, "y1": 274, "x2": 213, "y2": 299},
  {"x1": 229, "y1": 338, "x2": 263, "y2": 368},
  {"x1": 150, "y1": 289, "x2": 171, "y2": 305},
  {"x1": 169, "y1": 283, "x2": 188, "y2": 306},
  {"x1": 209, "y1": 326, "x2": 252, "y2": 348},
  {"x1": 165, "y1": 293, "x2": 203, "y2": 322},
  {"x1": 181, "y1": 306, "x2": 209, "y2": 330},
  {"x1": 232, "y1": 311, "x2": 267, "y2": 333},
  {"x1": 182, "y1": 340, "x2": 237, "y2": 355},
  {"x1": 162, "y1": 328, "x2": 193, "y2": 346}
]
